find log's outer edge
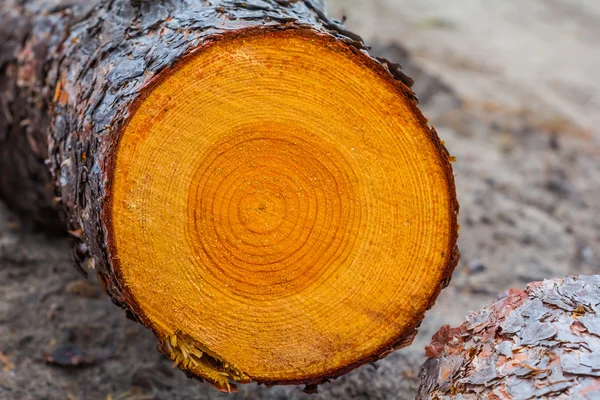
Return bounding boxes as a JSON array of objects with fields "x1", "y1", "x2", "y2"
[
  {"x1": 0, "y1": 0, "x2": 94, "y2": 227},
  {"x1": 0, "y1": 0, "x2": 459, "y2": 388}
]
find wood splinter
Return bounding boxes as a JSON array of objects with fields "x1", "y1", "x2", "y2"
[{"x1": 0, "y1": 0, "x2": 459, "y2": 391}]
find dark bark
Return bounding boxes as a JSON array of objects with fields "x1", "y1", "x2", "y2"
[{"x1": 0, "y1": 0, "x2": 89, "y2": 227}]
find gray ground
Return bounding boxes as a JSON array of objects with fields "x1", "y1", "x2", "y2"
[{"x1": 1, "y1": 1, "x2": 599, "y2": 399}]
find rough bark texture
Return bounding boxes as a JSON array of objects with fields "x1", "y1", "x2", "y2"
[
  {"x1": 0, "y1": 0, "x2": 447, "y2": 390},
  {"x1": 418, "y1": 275, "x2": 600, "y2": 399}
]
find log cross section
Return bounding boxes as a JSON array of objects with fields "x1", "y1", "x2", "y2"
[{"x1": 0, "y1": 0, "x2": 459, "y2": 391}]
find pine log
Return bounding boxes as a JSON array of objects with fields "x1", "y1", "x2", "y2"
[
  {"x1": 418, "y1": 275, "x2": 600, "y2": 400},
  {"x1": 0, "y1": 0, "x2": 459, "y2": 392}
]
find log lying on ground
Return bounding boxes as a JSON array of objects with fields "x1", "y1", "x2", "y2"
[
  {"x1": 418, "y1": 275, "x2": 600, "y2": 400},
  {"x1": 0, "y1": 0, "x2": 459, "y2": 391}
]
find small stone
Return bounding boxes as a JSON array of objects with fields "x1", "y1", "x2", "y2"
[
  {"x1": 44, "y1": 344, "x2": 94, "y2": 367},
  {"x1": 467, "y1": 259, "x2": 486, "y2": 274}
]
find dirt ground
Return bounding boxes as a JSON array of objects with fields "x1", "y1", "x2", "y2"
[{"x1": 1, "y1": 1, "x2": 599, "y2": 399}]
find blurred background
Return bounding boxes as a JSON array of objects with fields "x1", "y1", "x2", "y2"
[{"x1": 1, "y1": 1, "x2": 599, "y2": 399}]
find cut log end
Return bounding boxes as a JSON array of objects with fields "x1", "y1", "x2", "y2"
[{"x1": 106, "y1": 28, "x2": 458, "y2": 389}]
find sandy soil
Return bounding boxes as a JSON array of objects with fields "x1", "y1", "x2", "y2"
[{"x1": 1, "y1": 1, "x2": 599, "y2": 399}]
